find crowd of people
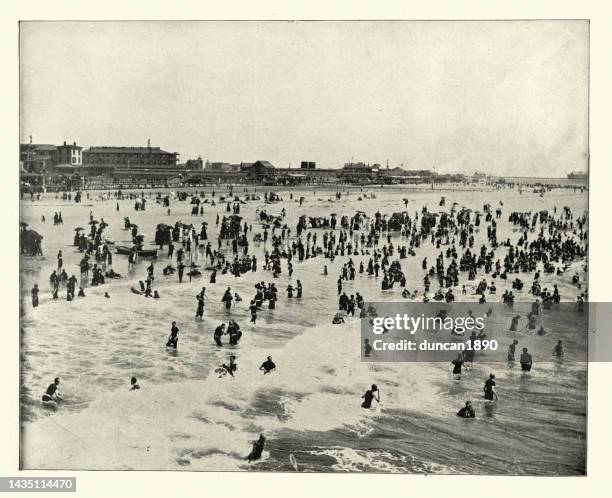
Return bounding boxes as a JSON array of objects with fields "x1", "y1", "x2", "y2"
[{"x1": 26, "y1": 185, "x2": 588, "y2": 463}]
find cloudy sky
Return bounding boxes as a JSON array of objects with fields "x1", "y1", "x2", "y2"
[{"x1": 20, "y1": 21, "x2": 588, "y2": 176}]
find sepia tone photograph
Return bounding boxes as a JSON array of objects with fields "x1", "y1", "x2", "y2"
[{"x1": 19, "y1": 20, "x2": 588, "y2": 474}]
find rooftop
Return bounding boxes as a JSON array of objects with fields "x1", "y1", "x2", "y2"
[
  {"x1": 21, "y1": 144, "x2": 58, "y2": 152},
  {"x1": 86, "y1": 146, "x2": 175, "y2": 155}
]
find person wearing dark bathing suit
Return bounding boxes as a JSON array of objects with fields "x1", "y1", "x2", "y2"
[
  {"x1": 222, "y1": 355, "x2": 237, "y2": 377},
  {"x1": 42, "y1": 377, "x2": 62, "y2": 403},
  {"x1": 260, "y1": 356, "x2": 276, "y2": 374},
  {"x1": 457, "y1": 401, "x2": 475, "y2": 418},
  {"x1": 520, "y1": 347, "x2": 533, "y2": 371},
  {"x1": 247, "y1": 434, "x2": 266, "y2": 462},
  {"x1": 483, "y1": 374, "x2": 497, "y2": 401},
  {"x1": 451, "y1": 354, "x2": 469, "y2": 377},
  {"x1": 167, "y1": 321, "x2": 179, "y2": 349},
  {"x1": 361, "y1": 384, "x2": 380, "y2": 408},
  {"x1": 507, "y1": 339, "x2": 519, "y2": 361},
  {"x1": 364, "y1": 339, "x2": 372, "y2": 357},
  {"x1": 227, "y1": 320, "x2": 242, "y2": 345},
  {"x1": 31, "y1": 284, "x2": 39, "y2": 308},
  {"x1": 195, "y1": 294, "x2": 204, "y2": 319},
  {"x1": 553, "y1": 340, "x2": 564, "y2": 357},
  {"x1": 214, "y1": 323, "x2": 226, "y2": 346}
]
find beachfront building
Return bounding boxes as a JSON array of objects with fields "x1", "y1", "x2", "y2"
[
  {"x1": 380, "y1": 166, "x2": 432, "y2": 184},
  {"x1": 184, "y1": 157, "x2": 204, "y2": 169},
  {"x1": 339, "y1": 162, "x2": 375, "y2": 183},
  {"x1": 468, "y1": 171, "x2": 494, "y2": 186},
  {"x1": 502, "y1": 176, "x2": 587, "y2": 187},
  {"x1": 83, "y1": 140, "x2": 178, "y2": 167},
  {"x1": 20, "y1": 143, "x2": 59, "y2": 172},
  {"x1": 241, "y1": 161, "x2": 277, "y2": 184},
  {"x1": 57, "y1": 141, "x2": 83, "y2": 166},
  {"x1": 205, "y1": 161, "x2": 242, "y2": 172},
  {"x1": 567, "y1": 171, "x2": 588, "y2": 181}
]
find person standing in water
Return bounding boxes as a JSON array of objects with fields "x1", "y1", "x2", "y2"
[
  {"x1": 483, "y1": 373, "x2": 498, "y2": 401},
  {"x1": 214, "y1": 323, "x2": 226, "y2": 346},
  {"x1": 507, "y1": 339, "x2": 519, "y2": 361},
  {"x1": 31, "y1": 284, "x2": 39, "y2": 308},
  {"x1": 222, "y1": 287, "x2": 233, "y2": 310},
  {"x1": 520, "y1": 347, "x2": 533, "y2": 371},
  {"x1": 296, "y1": 280, "x2": 303, "y2": 298},
  {"x1": 130, "y1": 377, "x2": 140, "y2": 391},
  {"x1": 167, "y1": 321, "x2": 179, "y2": 349},
  {"x1": 249, "y1": 300, "x2": 258, "y2": 323},
  {"x1": 364, "y1": 339, "x2": 372, "y2": 358},
  {"x1": 451, "y1": 353, "x2": 469, "y2": 378},
  {"x1": 361, "y1": 384, "x2": 380, "y2": 408},
  {"x1": 195, "y1": 294, "x2": 205, "y2": 319},
  {"x1": 553, "y1": 340, "x2": 564, "y2": 358},
  {"x1": 247, "y1": 434, "x2": 266, "y2": 462}
]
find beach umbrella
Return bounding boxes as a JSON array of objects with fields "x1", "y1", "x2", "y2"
[
  {"x1": 130, "y1": 223, "x2": 139, "y2": 228},
  {"x1": 74, "y1": 227, "x2": 84, "y2": 231},
  {"x1": 89, "y1": 220, "x2": 99, "y2": 225}
]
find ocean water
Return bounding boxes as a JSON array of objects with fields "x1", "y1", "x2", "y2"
[{"x1": 19, "y1": 185, "x2": 587, "y2": 474}]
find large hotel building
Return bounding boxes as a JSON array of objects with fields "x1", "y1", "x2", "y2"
[{"x1": 83, "y1": 140, "x2": 178, "y2": 167}]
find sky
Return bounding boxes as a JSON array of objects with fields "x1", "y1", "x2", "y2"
[{"x1": 20, "y1": 21, "x2": 589, "y2": 176}]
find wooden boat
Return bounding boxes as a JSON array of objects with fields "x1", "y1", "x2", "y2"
[{"x1": 115, "y1": 245, "x2": 158, "y2": 258}]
